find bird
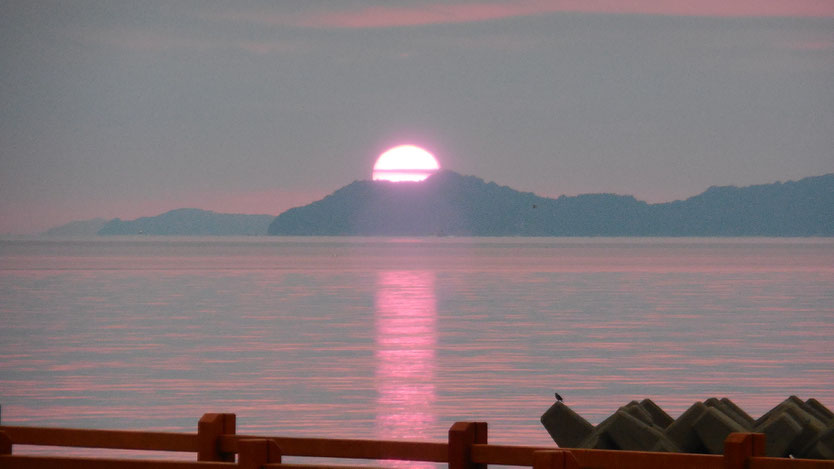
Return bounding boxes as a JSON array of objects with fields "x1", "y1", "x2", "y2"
[{"x1": 554, "y1": 392, "x2": 563, "y2": 402}]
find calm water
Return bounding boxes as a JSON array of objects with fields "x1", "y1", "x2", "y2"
[{"x1": 1, "y1": 237, "x2": 833, "y2": 453}]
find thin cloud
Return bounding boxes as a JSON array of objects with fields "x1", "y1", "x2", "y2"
[
  {"x1": 218, "y1": 0, "x2": 834, "y2": 30},
  {"x1": 299, "y1": 2, "x2": 557, "y2": 28}
]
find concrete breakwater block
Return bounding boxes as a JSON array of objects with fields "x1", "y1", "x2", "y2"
[
  {"x1": 693, "y1": 407, "x2": 748, "y2": 454},
  {"x1": 621, "y1": 400, "x2": 657, "y2": 426},
  {"x1": 640, "y1": 398, "x2": 674, "y2": 428},
  {"x1": 792, "y1": 414, "x2": 827, "y2": 456},
  {"x1": 560, "y1": 401, "x2": 679, "y2": 452},
  {"x1": 704, "y1": 397, "x2": 753, "y2": 430},
  {"x1": 806, "y1": 398, "x2": 834, "y2": 423},
  {"x1": 720, "y1": 398, "x2": 754, "y2": 424},
  {"x1": 664, "y1": 401, "x2": 709, "y2": 453},
  {"x1": 756, "y1": 411, "x2": 803, "y2": 457},
  {"x1": 755, "y1": 396, "x2": 808, "y2": 427},
  {"x1": 540, "y1": 396, "x2": 833, "y2": 459},
  {"x1": 604, "y1": 410, "x2": 678, "y2": 452},
  {"x1": 800, "y1": 424, "x2": 834, "y2": 460},
  {"x1": 540, "y1": 401, "x2": 594, "y2": 448}
]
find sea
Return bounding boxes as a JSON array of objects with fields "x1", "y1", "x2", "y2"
[{"x1": 1, "y1": 236, "x2": 833, "y2": 458}]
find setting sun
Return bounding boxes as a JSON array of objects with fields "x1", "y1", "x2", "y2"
[{"x1": 372, "y1": 145, "x2": 440, "y2": 182}]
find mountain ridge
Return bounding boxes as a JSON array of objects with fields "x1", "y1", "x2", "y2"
[{"x1": 268, "y1": 171, "x2": 834, "y2": 236}]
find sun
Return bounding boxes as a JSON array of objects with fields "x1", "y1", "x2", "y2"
[{"x1": 372, "y1": 145, "x2": 440, "y2": 182}]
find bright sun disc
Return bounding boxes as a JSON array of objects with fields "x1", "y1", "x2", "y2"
[{"x1": 372, "y1": 145, "x2": 440, "y2": 182}]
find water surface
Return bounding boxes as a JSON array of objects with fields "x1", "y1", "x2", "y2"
[{"x1": 1, "y1": 237, "x2": 832, "y2": 453}]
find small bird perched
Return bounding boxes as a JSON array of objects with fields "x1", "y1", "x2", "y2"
[{"x1": 554, "y1": 392, "x2": 563, "y2": 402}]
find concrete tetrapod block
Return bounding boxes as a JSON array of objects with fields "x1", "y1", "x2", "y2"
[
  {"x1": 805, "y1": 398, "x2": 834, "y2": 425},
  {"x1": 579, "y1": 411, "x2": 621, "y2": 450},
  {"x1": 704, "y1": 397, "x2": 753, "y2": 430},
  {"x1": 539, "y1": 396, "x2": 832, "y2": 458},
  {"x1": 719, "y1": 398, "x2": 754, "y2": 428},
  {"x1": 650, "y1": 437, "x2": 683, "y2": 453},
  {"x1": 790, "y1": 412, "x2": 827, "y2": 457},
  {"x1": 540, "y1": 401, "x2": 594, "y2": 448},
  {"x1": 774, "y1": 401, "x2": 822, "y2": 429},
  {"x1": 584, "y1": 402, "x2": 664, "y2": 450},
  {"x1": 621, "y1": 401, "x2": 655, "y2": 426},
  {"x1": 754, "y1": 400, "x2": 826, "y2": 453},
  {"x1": 755, "y1": 396, "x2": 807, "y2": 428},
  {"x1": 693, "y1": 406, "x2": 748, "y2": 454},
  {"x1": 756, "y1": 412, "x2": 803, "y2": 457},
  {"x1": 605, "y1": 407, "x2": 657, "y2": 451},
  {"x1": 640, "y1": 399, "x2": 674, "y2": 429},
  {"x1": 788, "y1": 397, "x2": 832, "y2": 430},
  {"x1": 664, "y1": 402, "x2": 709, "y2": 454},
  {"x1": 602, "y1": 409, "x2": 677, "y2": 452},
  {"x1": 578, "y1": 432, "x2": 614, "y2": 450},
  {"x1": 797, "y1": 423, "x2": 834, "y2": 460}
]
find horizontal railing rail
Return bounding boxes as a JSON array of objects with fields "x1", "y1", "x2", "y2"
[
  {"x1": 750, "y1": 458, "x2": 834, "y2": 469},
  {"x1": 0, "y1": 454, "x2": 232, "y2": 469},
  {"x1": 221, "y1": 434, "x2": 448, "y2": 462},
  {"x1": 2, "y1": 412, "x2": 833, "y2": 469},
  {"x1": 470, "y1": 443, "x2": 725, "y2": 468},
  {"x1": 0, "y1": 425, "x2": 199, "y2": 452}
]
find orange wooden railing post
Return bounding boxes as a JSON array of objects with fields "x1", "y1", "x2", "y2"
[
  {"x1": 750, "y1": 432, "x2": 766, "y2": 459},
  {"x1": 723, "y1": 432, "x2": 766, "y2": 469},
  {"x1": 533, "y1": 450, "x2": 580, "y2": 469},
  {"x1": 238, "y1": 438, "x2": 282, "y2": 469},
  {"x1": 0, "y1": 430, "x2": 11, "y2": 455},
  {"x1": 448, "y1": 421, "x2": 488, "y2": 469},
  {"x1": 197, "y1": 413, "x2": 236, "y2": 462}
]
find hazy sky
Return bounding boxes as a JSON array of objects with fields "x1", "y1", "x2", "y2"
[{"x1": 2, "y1": 1, "x2": 833, "y2": 234}]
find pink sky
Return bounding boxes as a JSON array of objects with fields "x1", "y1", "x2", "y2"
[{"x1": 3, "y1": 2, "x2": 832, "y2": 235}]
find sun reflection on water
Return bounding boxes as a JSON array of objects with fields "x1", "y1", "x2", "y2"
[{"x1": 375, "y1": 271, "x2": 437, "y2": 467}]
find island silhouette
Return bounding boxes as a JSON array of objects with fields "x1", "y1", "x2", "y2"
[
  {"x1": 42, "y1": 172, "x2": 834, "y2": 237},
  {"x1": 267, "y1": 171, "x2": 834, "y2": 236}
]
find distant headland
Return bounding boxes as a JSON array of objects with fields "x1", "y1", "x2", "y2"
[
  {"x1": 98, "y1": 208, "x2": 274, "y2": 236},
  {"x1": 42, "y1": 172, "x2": 834, "y2": 237}
]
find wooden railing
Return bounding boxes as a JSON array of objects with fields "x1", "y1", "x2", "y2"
[{"x1": 1, "y1": 413, "x2": 833, "y2": 469}]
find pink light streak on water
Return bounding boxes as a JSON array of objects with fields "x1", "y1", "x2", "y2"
[{"x1": 375, "y1": 271, "x2": 437, "y2": 461}]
